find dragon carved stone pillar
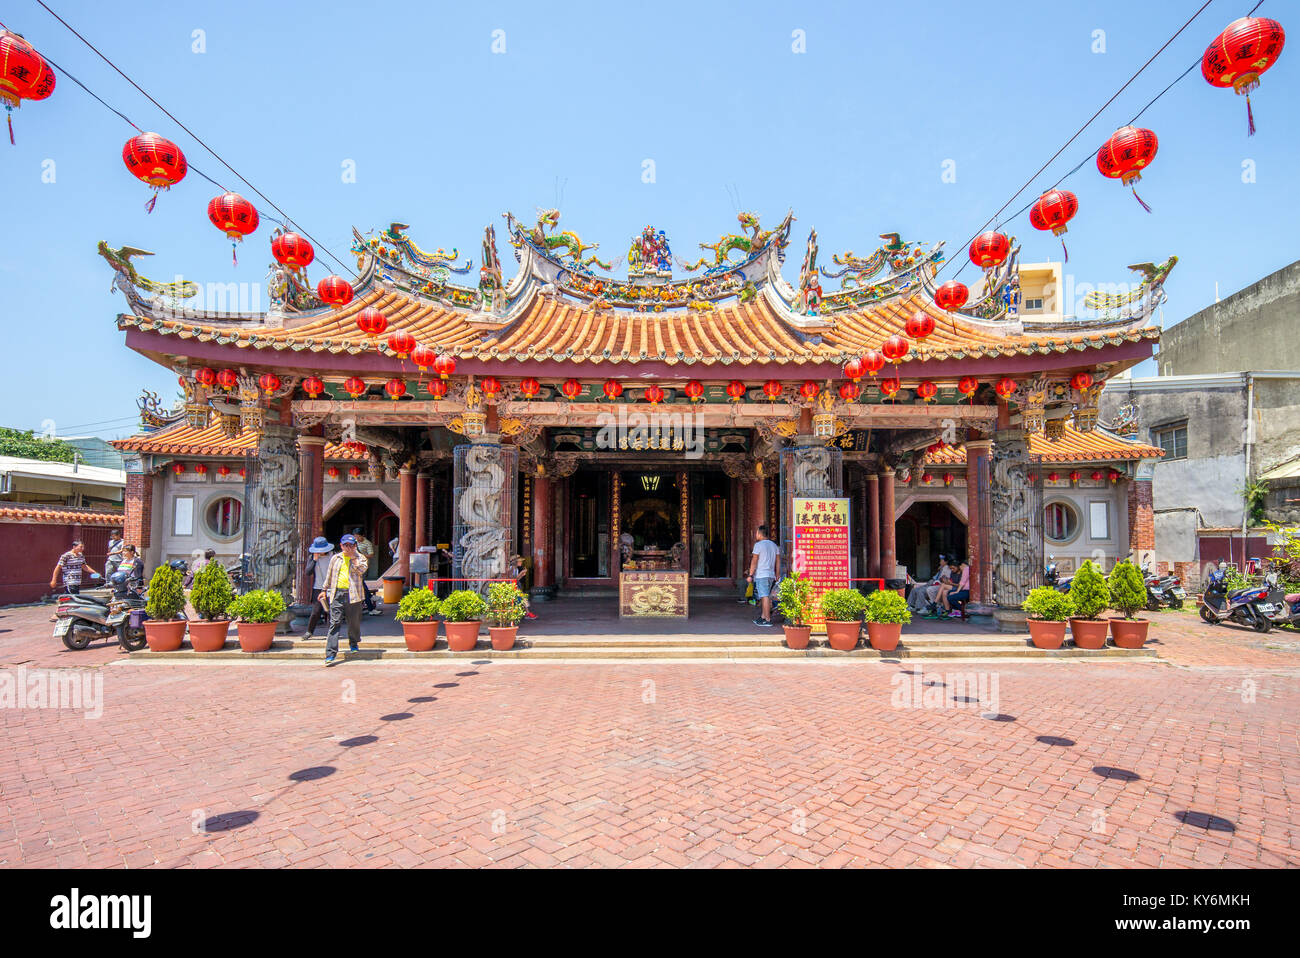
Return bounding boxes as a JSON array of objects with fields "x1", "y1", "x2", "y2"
[
  {"x1": 452, "y1": 438, "x2": 514, "y2": 596},
  {"x1": 988, "y1": 429, "x2": 1040, "y2": 621},
  {"x1": 247, "y1": 424, "x2": 300, "y2": 601}
]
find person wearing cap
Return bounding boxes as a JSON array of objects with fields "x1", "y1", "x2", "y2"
[
  {"x1": 321, "y1": 533, "x2": 369, "y2": 665},
  {"x1": 301, "y1": 536, "x2": 334, "y2": 640}
]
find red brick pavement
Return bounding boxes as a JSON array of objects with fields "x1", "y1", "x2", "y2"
[{"x1": 1, "y1": 602, "x2": 1298, "y2": 868}]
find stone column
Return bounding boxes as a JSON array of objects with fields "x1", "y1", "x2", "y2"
[
  {"x1": 530, "y1": 474, "x2": 555, "y2": 600},
  {"x1": 398, "y1": 465, "x2": 415, "y2": 583},
  {"x1": 252, "y1": 424, "x2": 298, "y2": 600},
  {"x1": 866, "y1": 473, "x2": 880, "y2": 580},
  {"x1": 1127, "y1": 477, "x2": 1155, "y2": 556},
  {"x1": 294, "y1": 433, "x2": 326, "y2": 604},
  {"x1": 879, "y1": 468, "x2": 896, "y2": 583},
  {"x1": 988, "y1": 429, "x2": 1035, "y2": 631},
  {"x1": 415, "y1": 471, "x2": 430, "y2": 551},
  {"x1": 965, "y1": 438, "x2": 992, "y2": 605}
]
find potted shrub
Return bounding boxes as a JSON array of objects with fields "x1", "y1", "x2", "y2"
[
  {"x1": 227, "y1": 589, "x2": 286, "y2": 652},
  {"x1": 776, "y1": 571, "x2": 813, "y2": 649},
  {"x1": 486, "y1": 582, "x2": 528, "y2": 650},
  {"x1": 1022, "y1": 586, "x2": 1074, "y2": 650},
  {"x1": 1068, "y1": 560, "x2": 1111, "y2": 649},
  {"x1": 820, "y1": 588, "x2": 868, "y2": 651},
  {"x1": 188, "y1": 559, "x2": 235, "y2": 651},
  {"x1": 1107, "y1": 560, "x2": 1151, "y2": 648},
  {"x1": 441, "y1": 589, "x2": 487, "y2": 651},
  {"x1": 395, "y1": 588, "x2": 441, "y2": 651},
  {"x1": 143, "y1": 564, "x2": 187, "y2": 651},
  {"x1": 864, "y1": 588, "x2": 911, "y2": 651}
]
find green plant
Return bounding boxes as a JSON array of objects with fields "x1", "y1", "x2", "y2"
[
  {"x1": 1067, "y1": 560, "x2": 1109, "y2": 619},
  {"x1": 395, "y1": 588, "x2": 441, "y2": 623},
  {"x1": 1106, "y1": 561, "x2": 1148, "y2": 619},
  {"x1": 226, "y1": 589, "x2": 287, "y2": 623},
  {"x1": 485, "y1": 582, "x2": 528, "y2": 627},
  {"x1": 1022, "y1": 586, "x2": 1074, "y2": 621},
  {"x1": 440, "y1": 589, "x2": 487, "y2": 623},
  {"x1": 0, "y1": 426, "x2": 75, "y2": 463},
  {"x1": 776, "y1": 571, "x2": 813, "y2": 627},
  {"x1": 145, "y1": 564, "x2": 185, "y2": 622},
  {"x1": 189, "y1": 560, "x2": 235, "y2": 621},
  {"x1": 1222, "y1": 565, "x2": 1250, "y2": 591},
  {"x1": 820, "y1": 588, "x2": 869, "y2": 622},
  {"x1": 865, "y1": 588, "x2": 911, "y2": 625},
  {"x1": 1240, "y1": 479, "x2": 1268, "y2": 524}
]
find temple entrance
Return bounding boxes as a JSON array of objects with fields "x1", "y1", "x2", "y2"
[
  {"x1": 896, "y1": 500, "x2": 968, "y2": 582},
  {"x1": 619, "y1": 471, "x2": 682, "y2": 568},
  {"x1": 324, "y1": 494, "x2": 398, "y2": 573}
]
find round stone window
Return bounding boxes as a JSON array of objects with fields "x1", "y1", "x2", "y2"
[{"x1": 206, "y1": 496, "x2": 243, "y2": 539}]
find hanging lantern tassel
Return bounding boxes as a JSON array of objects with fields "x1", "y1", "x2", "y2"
[
  {"x1": 145, "y1": 192, "x2": 158, "y2": 214},
  {"x1": 6, "y1": 110, "x2": 13, "y2": 146},
  {"x1": 1131, "y1": 186, "x2": 1152, "y2": 213},
  {"x1": 1247, "y1": 94, "x2": 1255, "y2": 136},
  {"x1": 1059, "y1": 237, "x2": 1068, "y2": 264},
  {"x1": 231, "y1": 241, "x2": 238, "y2": 267}
]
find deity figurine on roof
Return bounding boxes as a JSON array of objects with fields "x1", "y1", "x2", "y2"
[
  {"x1": 628, "y1": 225, "x2": 673, "y2": 280},
  {"x1": 791, "y1": 229, "x2": 823, "y2": 316}
]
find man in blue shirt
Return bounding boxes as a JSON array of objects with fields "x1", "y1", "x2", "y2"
[{"x1": 746, "y1": 525, "x2": 782, "y2": 627}]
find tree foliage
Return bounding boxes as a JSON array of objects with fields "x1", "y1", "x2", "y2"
[
  {"x1": 1068, "y1": 560, "x2": 1110, "y2": 619},
  {"x1": 0, "y1": 427, "x2": 75, "y2": 463}
]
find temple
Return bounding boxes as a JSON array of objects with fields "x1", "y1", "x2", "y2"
[{"x1": 109, "y1": 208, "x2": 1169, "y2": 626}]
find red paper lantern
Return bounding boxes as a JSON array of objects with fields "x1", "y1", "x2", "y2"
[
  {"x1": 683, "y1": 380, "x2": 704, "y2": 402},
  {"x1": 384, "y1": 378, "x2": 406, "y2": 400},
  {"x1": 943, "y1": 473, "x2": 954, "y2": 486},
  {"x1": 561, "y1": 378, "x2": 582, "y2": 400},
  {"x1": 425, "y1": 379, "x2": 449, "y2": 399},
  {"x1": 726, "y1": 380, "x2": 747, "y2": 402},
  {"x1": 194, "y1": 367, "x2": 217, "y2": 387},
  {"x1": 1048, "y1": 471, "x2": 1060, "y2": 483},
  {"x1": 968, "y1": 231, "x2": 1010, "y2": 270},
  {"x1": 904, "y1": 314, "x2": 935, "y2": 342},
  {"x1": 1029, "y1": 189, "x2": 1079, "y2": 262},
  {"x1": 218, "y1": 465, "x2": 231, "y2": 477},
  {"x1": 798, "y1": 381, "x2": 819, "y2": 401},
  {"x1": 387, "y1": 330, "x2": 416, "y2": 358},
  {"x1": 343, "y1": 376, "x2": 366, "y2": 398},
  {"x1": 644, "y1": 384, "x2": 666, "y2": 404},
  {"x1": 843, "y1": 357, "x2": 866, "y2": 382},
  {"x1": 762, "y1": 380, "x2": 783, "y2": 401},
  {"x1": 921, "y1": 473, "x2": 933, "y2": 485},
  {"x1": 1097, "y1": 126, "x2": 1158, "y2": 212},
  {"x1": 207, "y1": 192, "x2": 259, "y2": 264},
  {"x1": 994, "y1": 377, "x2": 1017, "y2": 399},
  {"x1": 1202, "y1": 17, "x2": 1286, "y2": 134},
  {"x1": 1091, "y1": 470, "x2": 1104, "y2": 482},
  {"x1": 348, "y1": 466, "x2": 363, "y2": 479},
  {"x1": 216, "y1": 368, "x2": 238, "y2": 391},
  {"x1": 519, "y1": 377, "x2": 541, "y2": 398},
  {"x1": 302, "y1": 375, "x2": 324, "y2": 398},
  {"x1": 603, "y1": 379, "x2": 624, "y2": 400},
  {"x1": 411, "y1": 344, "x2": 436, "y2": 371},
  {"x1": 1109, "y1": 469, "x2": 1121, "y2": 484},
  {"x1": 194, "y1": 463, "x2": 208, "y2": 475},
  {"x1": 480, "y1": 376, "x2": 502, "y2": 399},
  {"x1": 1071, "y1": 371, "x2": 1094, "y2": 392},
  {"x1": 122, "y1": 133, "x2": 187, "y2": 211},
  {"x1": 882, "y1": 334, "x2": 910, "y2": 364},
  {"x1": 880, "y1": 377, "x2": 901, "y2": 400},
  {"x1": 356, "y1": 307, "x2": 387, "y2": 337},
  {"x1": 933, "y1": 282, "x2": 968, "y2": 311},
  {"x1": 958, "y1": 376, "x2": 979, "y2": 402},
  {"x1": 1069, "y1": 471, "x2": 1081, "y2": 484},
  {"x1": 317, "y1": 275, "x2": 354, "y2": 307},
  {"x1": 839, "y1": 382, "x2": 860, "y2": 401},
  {"x1": 0, "y1": 30, "x2": 56, "y2": 144},
  {"x1": 327, "y1": 467, "x2": 339, "y2": 479},
  {"x1": 271, "y1": 231, "x2": 314, "y2": 269},
  {"x1": 238, "y1": 467, "x2": 246, "y2": 478},
  {"x1": 258, "y1": 373, "x2": 281, "y2": 395},
  {"x1": 172, "y1": 463, "x2": 186, "y2": 476},
  {"x1": 433, "y1": 354, "x2": 457, "y2": 379},
  {"x1": 915, "y1": 380, "x2": 938, "y2": 403},
  {"x1": 862, "y1": 350, "x2": 885, "y2": 377}
]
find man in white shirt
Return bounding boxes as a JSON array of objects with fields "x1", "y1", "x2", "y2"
[{"x1": 746, "y1": 525, "x2": 782, "y2": 627}]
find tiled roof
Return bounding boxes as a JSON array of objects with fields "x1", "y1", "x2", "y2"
[
  {"x1": 110, "y1": 422, "x2": 363, "y2": 460},
  {"x1": 925, "y1": 424, "x2": 1164, "y2": 465},
  {"x1": 0, "y1": 505, "x2": 123, "y2": 526},
  {"x1": 118, "y1": 285, "x2": 1159, "y2": 367}
]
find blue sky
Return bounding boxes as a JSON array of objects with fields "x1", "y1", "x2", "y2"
[{"x1": 1, "y1": 0, "x2": 1296, "y2": 440}]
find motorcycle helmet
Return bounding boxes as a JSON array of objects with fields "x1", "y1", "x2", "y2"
[{"x1": 168, "y1": 559, "x2": 189, "y2": 572}]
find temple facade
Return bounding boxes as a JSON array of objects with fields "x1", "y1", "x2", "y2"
[{"x1": 108, "y1": 208, "x2": 1169, "y2": 622}]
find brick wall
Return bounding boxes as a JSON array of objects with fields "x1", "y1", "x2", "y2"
[
  {"x1": 124, "y1": 473, "x2": 153, "y2": 551},
  {"x1": 1127, "y1": 479, "x2": 1154, "y2": 553}
]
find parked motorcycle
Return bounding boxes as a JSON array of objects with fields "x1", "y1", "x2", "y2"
[
  {"x1": 1199, "y1": 575, "x2": 1275, "y2": 633},
  {"x1": 1268, "y1": 591, "x2": 1300, "y2": 629},
  {"x1": 52, "y1": 571, "x2": 148, "y2": 651},
  {"x1": 1045, "y1": 556, "x2": 1073, "y2": 593},
  {"x1": 1139, "y1": 560, "x2": 1186, "y2": 610}
]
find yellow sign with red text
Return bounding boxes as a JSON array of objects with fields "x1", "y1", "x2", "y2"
[{"x1": 791, "y1": 496, "x2": 851, "y2": 632}]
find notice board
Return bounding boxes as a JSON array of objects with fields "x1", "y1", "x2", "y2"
[{"x1": 791, "y1": 496, "x2": 851, "y2": 632}]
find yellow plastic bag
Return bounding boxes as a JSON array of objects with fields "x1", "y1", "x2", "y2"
[{"x1": 745, "y1": 581, "x2": 754, "y2": 599}]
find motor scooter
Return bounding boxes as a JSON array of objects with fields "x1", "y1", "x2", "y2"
[
  {"x1": 1140, "y1": 560, "x2": 1187, "y2": 610},
  {"x1": 53, "y1": 571, "x2": 148, "y2": 651},
  {"x1": 1045, "y1": 556, "x2": 1073, "y2": 593},
  {"x1": 1199, "y1": 576, "x2": 1275, "y2": 633}
]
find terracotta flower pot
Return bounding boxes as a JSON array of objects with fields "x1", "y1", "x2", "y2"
[
  {"x1": 188, "y1": 619, "x2": 230, "y2": 652},
  {"x1": 236, "y1": 621, "x2": 276, "y2": 653},
  {"x1": 1027, "y1": 619, "x2": 1066, "y2": 650},
  {"x1": 401, "y1": 620, "x2": 439, "y2": 652},
  {"x1": 143, "y1": 619, "x2": 186, "y2": 652},
  {"x1": 1069, "y1": 618, "x2": 1109, "y2": 650},
  {"x1": 1109, "y1": 617, "x2": 1150, "y2": 649},
  {"x1": 783, "y1": 625, "x2": 811, "y2": 650},
  {"x1": 444, "y1": 621, "x2": 480, "y2": 651},
  {"x1": 825, "y1": 619, "x2": 862, "y2": 651},
  {"x1": 489, "y1": 626, "x2": 518, "y2": 651},
  {"x1": 866, "y1": 621, "x2": 903, "y2": 651}
]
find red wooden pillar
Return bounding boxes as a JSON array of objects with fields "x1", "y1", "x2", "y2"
[
  {"x1": 866, "y1": 473, "x2": 880, "y2": 580},
  {"x1": 879, "y1": 468, "x2": 896, "y2": 583},
  {"x1": 745, "y1": 478, "x2": 766, "y2": 537},
  {"x1": 531, "y1": 474, "x2": 554, "y2": 598},
  {"x1": 415, "y1": 471, "x2": 430, "y2": 551},
  {"x1": 965, "y1": 438, "x2": 992, "y2": 604},
  {"x1": 295, "y1": 433, "x2": 325, "y2": 603},
  {"x1": 398, "y1": 465, "x2": 415, "y2": 582}
]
